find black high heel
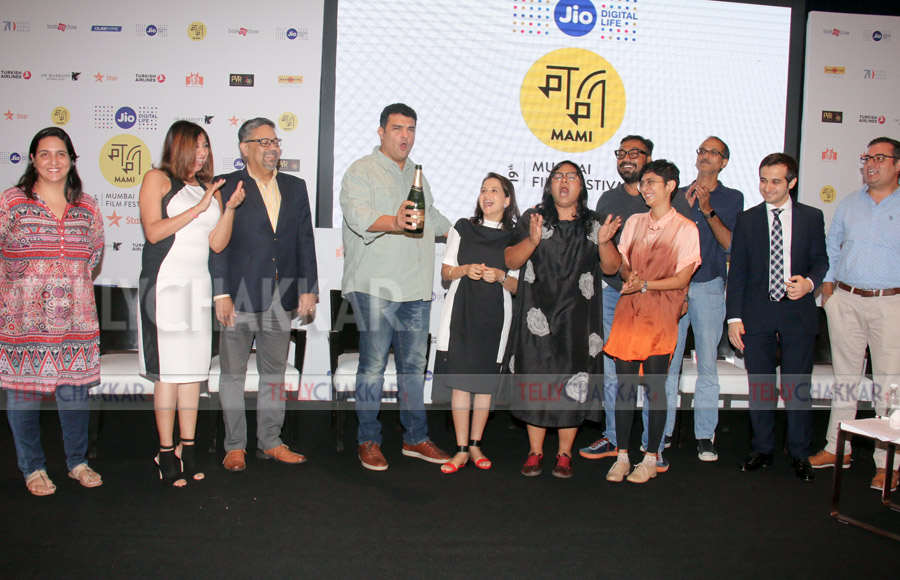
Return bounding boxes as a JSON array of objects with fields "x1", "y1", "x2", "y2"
[
  {"x1": 469, "y1": 439, "x2": 492, "y2": 470},
  {"x1": 155, "y1": 447, "x2": 185, "y2": 487},
  {"x1": 177, "y1": 439, "x2": 205, "y2": 481}
]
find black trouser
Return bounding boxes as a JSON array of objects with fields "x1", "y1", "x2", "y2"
[{"x1": 614, "y1": 354, "x2": 671, "y2": 454}]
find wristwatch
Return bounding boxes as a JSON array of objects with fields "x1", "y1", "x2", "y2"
[
  {"x1": 500, "y1": 272, "x2": 509, "y2": 284},
  {"x1": 703, "y1": 209, "x2": 717, "y2": 220},
  {"x1": 641, "y1": 280, "x2": 648, "y2": 293}
]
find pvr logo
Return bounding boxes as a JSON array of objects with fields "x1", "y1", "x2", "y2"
[
  {"x1": 99, "y1": 135, "x2": 152, "y2": 188},
  {"x1": 520, "y1": 48, "x2": 625, "y2": 153}
]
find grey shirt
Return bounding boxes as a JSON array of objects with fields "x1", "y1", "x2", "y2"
[
  {"x1": 340, "y1": 146, "x2": 452, "y2": 302},
  {"x1": 595, "y1": 183, "x2": 691, "y2": 291}
]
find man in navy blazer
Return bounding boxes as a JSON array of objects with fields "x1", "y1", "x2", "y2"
[
  {"x1": 210, "y1": 118, "x2": 318, "y2": 471},
  {"x1": 726, "y1": 153, "x2": 828, "y2": 481}
]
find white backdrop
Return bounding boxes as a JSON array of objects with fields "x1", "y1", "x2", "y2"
[
  {"x1": 0, "y1": 0, "x2": 324, "y2": 287},
  {"x1": 332, "y1": 0, "x2": 793, "y2": 225},
  {"x1": 799, "y1": 12, "x2": 900, "y2": 227}
]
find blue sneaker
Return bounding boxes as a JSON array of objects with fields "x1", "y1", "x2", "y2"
[
  {"x1": 579, "y1": 437, "x2": 617, "y2": 459},
  {"x1": 656, "y1": 452, "x2": 669, "y2": 473}
]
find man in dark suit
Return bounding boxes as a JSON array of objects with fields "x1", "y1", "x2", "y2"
[
  {"x1": 210, "y1": 117, "x2": 318, "y2": 471},
  {"x1": 726, "y1": 153, "x2": 828, "y2": 481}
]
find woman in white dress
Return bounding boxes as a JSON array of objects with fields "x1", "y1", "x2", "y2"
[{"x1": 138, "y1": 121, "x2": 245, "y2": 486}]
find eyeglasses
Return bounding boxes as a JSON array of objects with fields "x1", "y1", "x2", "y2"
[
  {"x1": 696, "y1": 147, "x2": 724, "y2": 158},
  {"x1": 551, "y1": 172, "x2": 580, "y2": 182},
  {"x1": 859, "y1": 154, "x2": 899, "y2": 164},
  {"x1": 614, "y1": 148, "x2": 649, "y2": 160},
  {"x1": 243, "y1": 137, "x2": 282, "y2": 147},
  {"x1": 639, "y1": 178, "x2": 664, "y2": 189}
]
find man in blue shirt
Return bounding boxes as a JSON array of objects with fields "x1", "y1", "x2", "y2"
[
  {"x1": 661, "y1": 137, "x2": 744, "y2": 462},
  {"x1": 809, "y1": 136, "x2": 900, "y2": 492}
]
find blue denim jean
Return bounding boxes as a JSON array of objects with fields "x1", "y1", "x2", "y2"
[
  {"x1": 5, "y1": 386, "x2": 91, "y2": 478},
  {"x1": 659, "y1": 278, "x2": 726, "y2": 445},
  {"x1": 346, "y1": 292, "x2": 431, "y2": 446}
]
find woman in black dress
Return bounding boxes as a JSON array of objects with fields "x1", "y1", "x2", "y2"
[
  {"x1": 504, "y1": 161, "x2": 621, "y2": 478},
  {"x1": 435, "y1": 173, "x2": 520, "y2": 473}
]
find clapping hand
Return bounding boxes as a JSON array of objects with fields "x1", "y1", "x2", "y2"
[
  {"x1": 225, "y1": 180, "x2": 245, "y2": 210},
  {"x1": 598, "y1": 214, "x2": 621, "y2": 244},
  {"x1": 196, "y1": 178, "x2": 225, "y2": 213},
  {"x1": 528, "y1": 213, "x2": 544, "y2": 247}
]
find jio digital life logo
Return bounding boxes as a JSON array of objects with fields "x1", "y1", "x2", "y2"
[
  {"x1": 99, "y1": 135, "x2": 152, "y2": 188},
  {"x1": 555, "y1": 0, "x2": 596, "y2": 37},
  {"x1": 115, "y1": 106, "x2": 137, "y2": 129},
  {"x1": 520, "y1": 48, "x2": 625, "y2": 153}
]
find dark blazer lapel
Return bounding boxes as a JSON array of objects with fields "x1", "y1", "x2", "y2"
[{"x1": 274, "y1": 173, "x2": 292, "y2": 235}]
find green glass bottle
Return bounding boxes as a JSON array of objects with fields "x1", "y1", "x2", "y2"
[{"x1": 406, "y1": 164, "x2": 425, "y2": 234}]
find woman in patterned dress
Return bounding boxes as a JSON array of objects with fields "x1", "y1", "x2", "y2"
[
  {"x1": 0, "y1": 127, "x2": 104, "y2": 496},
  {"x1": 504, "y1": 161, "x2": 621, "y2": 479},
  {"x1": 604, "y1": 160, "x2": 700, "y2": 484},
  {"x1": 138, "y1": 121, "x2": 244, "y2": 486}
]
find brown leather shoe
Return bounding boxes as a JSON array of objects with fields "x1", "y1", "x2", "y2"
[
  {"x1": 262, "y1": 444, "x2": 307, "y2": 464},
  {"x1": 223, "y1": 449, "x2": 246, "y2": 472},
  {"x1": 870, "y1": 468, "x2": 899, "y2": 492},
  {"x1": 401, "y1": 440, "x2": 451, "y2": 464},
  {"x1": 358, "y1": 441, "x2": 388, "y2": 471},
  {"x1": 808, "y1": 449, "x2": 850, "y2": 469}
]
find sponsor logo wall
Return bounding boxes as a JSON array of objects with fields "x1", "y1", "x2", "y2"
[
  {"x1": 799, "y1": 12, "x2": 900, "y2": 227},
  {"x1": 0, "y1": 0, "x2": 325, "y2": 289}
]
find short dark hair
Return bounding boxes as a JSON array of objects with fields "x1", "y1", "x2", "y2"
[
  {"x1": 639, "y1": 159, "x2": 680, "y2": 199},
  {"x1": 16, "y1": 127, "x2": 84, "y2": 204},
  {"x1": 238, "y1": 117, "x2": 275, "y2": 144},
  {"x1": 160, "y1": 120, "x2": 214, "y2": 183},
  {"x1": 471, "y1": 172, "x2": 519, "y2": 231},
  {"x1": 380, "y1": 103, "x2": 417, "y2": 128},
  {"x1": 620, "y1": 135, "x2": 654, "y2": 155},
  {"x1": 759, "y1": 153, "x2": 798, "y2": 185},
  {"x1": 868, "y1": 136, "x2": 900, "y2": 158},
  {"x1": 706, "y1": 136, "x2": 730, "y2": 160}
]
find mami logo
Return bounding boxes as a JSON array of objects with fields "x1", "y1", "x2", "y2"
[
  {"x1": 51, "y1": 106, "x2": 70, "y2": 126},
  {"x1": 520, "y1": 47, "x2": 625, "y2": 153},
  {"x1": 99, "y1": 134, "x2": 152, "y2": 187},
  {"x1": 279, "y1": 112, "x2": 298, "y2": 132},
  {"x1": 187, "y1": 21, "x2": 206, "y2": 41},
  {"x1": 555, "y1": 0, "x2": 596, "y2": 37}
]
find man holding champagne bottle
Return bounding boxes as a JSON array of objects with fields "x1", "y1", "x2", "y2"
[{"x1": 340, "y1": 103, "x2": 453, "y2": 471}]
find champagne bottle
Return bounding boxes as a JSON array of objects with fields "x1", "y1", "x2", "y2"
[{"x1": 406, "y1": 164, "x2": 425, "y2": 234}]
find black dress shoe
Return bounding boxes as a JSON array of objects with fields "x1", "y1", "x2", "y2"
[
  {"x1": 740, "y1": 452, "x2": 773, "y2": 472},
  {"x1": 792, "y1": 458, "x2": 815, "y2": 481}
]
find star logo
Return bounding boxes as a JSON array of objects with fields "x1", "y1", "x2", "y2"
[
  {"x1": 229, "y1": 115, "x2": 240, "y2": 126},
  {"x1": 94, "y1": 72, "x2": 103, "y2": 82},
  {"x1": 106, "y1": 211, "x2": 123, "y2": 227},
  {"x1": 4, "y1": 110, "x2": 13, "y2": 121}
]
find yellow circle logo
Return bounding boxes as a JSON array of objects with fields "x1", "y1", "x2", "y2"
[
  {"x1": 51, "y1": 106, "x2": 69, "y2": 126},
  {"x1": 187, "y1": 21, "x2": 207, "y2": 41},
  {"x1": 820, "y1": 185, "x2": 836, "y2": 203},
  {"x1": 520, "y1": 48, "x2": 626, "y2": 153},
  {"x1": 279, "y1": 112, "x2": 298, "y2": 132},
  {"x1": 98, "y1": 135, "x2": 153, "y2": 188}
]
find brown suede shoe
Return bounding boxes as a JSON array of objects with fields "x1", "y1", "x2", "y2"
[
  {"x1": 808, "y1": 449, "x2": 850, "y2": 469},
  {"x1": 223, "y1": 449, "x2": 246, "y2": 472},
  {"x1": 262, "y1": 444, "x2": 307, "y2": 464},
  {"x1": 401, "y1": 440, "x2": 451, "y2": 464},
  {"x1": 358, "y1": 441, "x2": 388, "y2": 471},
  {"x1": 870, "y1": 468, "x2": 899, "y2": 492}
]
